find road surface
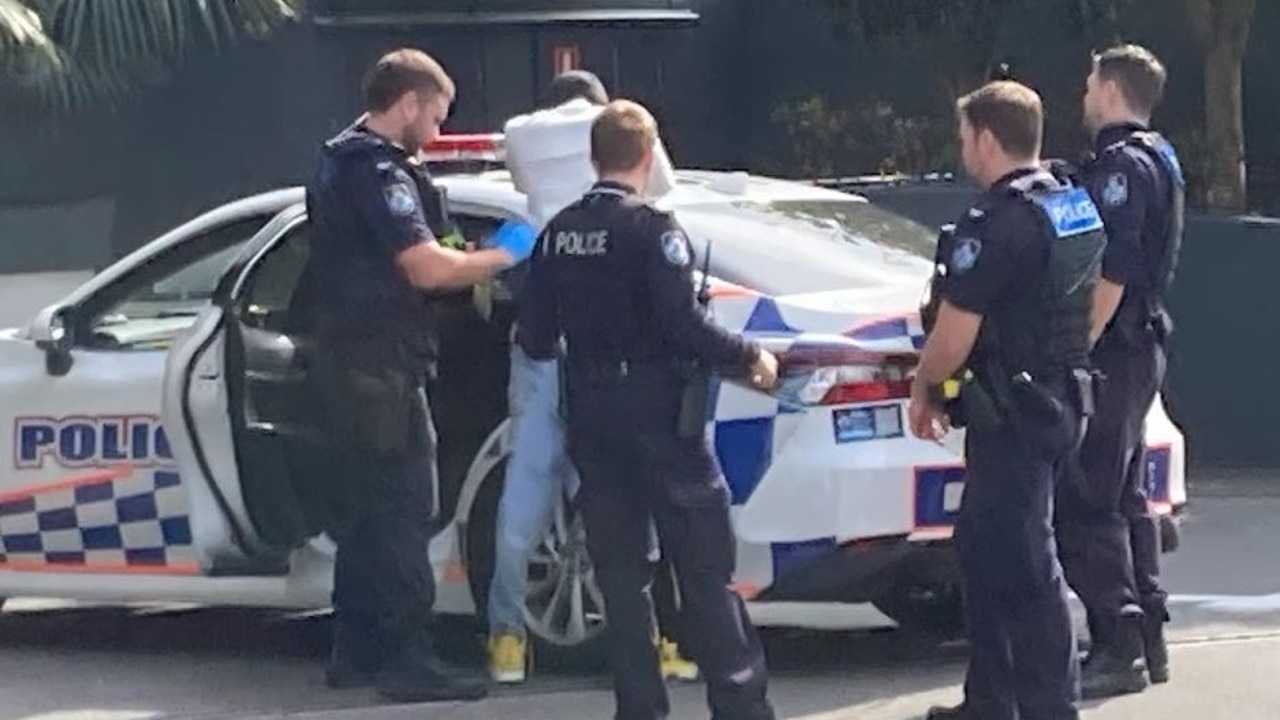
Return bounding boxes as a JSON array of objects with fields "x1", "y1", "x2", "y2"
[{"x1": 0, "y1": 471, "x2": 1276, "y2": 720}]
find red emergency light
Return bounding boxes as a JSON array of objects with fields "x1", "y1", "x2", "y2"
[{"x1": 422, "y1": 133, "x2": 506, "y2": 163}]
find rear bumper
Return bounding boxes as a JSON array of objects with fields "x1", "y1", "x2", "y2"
[
  {"x1": 755, "y1": 504, "x2": 1186, "y2": 604},
  {"x1": 754, "y1": 535, "x2": 961, "y2": 604}
]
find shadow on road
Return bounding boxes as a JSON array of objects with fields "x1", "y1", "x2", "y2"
[{"x1": 0, "y1": 605, "x2": 966, "y2": 719}]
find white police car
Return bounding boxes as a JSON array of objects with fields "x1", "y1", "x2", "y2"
[{"x1": 0, "y1": 136, "x2": 1187, "y2": 656}]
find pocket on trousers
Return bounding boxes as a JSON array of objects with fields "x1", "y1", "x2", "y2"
[
  {"x1": 347, "y1": 369, "x2": 414, "y2": 456},
  {"x1": 667, "y1": 486, "x2": 736, "y2": 576}
]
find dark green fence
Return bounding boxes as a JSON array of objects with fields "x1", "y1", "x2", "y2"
[{"x1": 854, "y1": 180, "x2": 1274, "y2": 468}]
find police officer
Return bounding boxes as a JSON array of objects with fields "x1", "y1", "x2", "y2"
[
  {"x1": 911, "y1": 81, "x2": 1104, "y2": 720},
  {"x1": 487, "y1": 69, "x2": 694, "y2": 685},
  {"x1": 519, "y1": 99, "x2": 780, "y2": 720},
  {"x1": 1056, "y1": 43, "x2": 1182, "y2": 699},
  {"x1": 301, "y1": 48, "x2": 536, "y2": 703}
]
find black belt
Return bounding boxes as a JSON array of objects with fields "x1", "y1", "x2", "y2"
[{"x1": 566, "y1": 358, "x2": 679, "y2": 383}]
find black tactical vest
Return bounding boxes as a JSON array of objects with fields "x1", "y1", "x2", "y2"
[
  {"x1": 921, "y1": 170, "x2": 1104, "y2": 378},
  {"x1": 1007, "y1": 170, "x2": 1106, "y2": 371}
]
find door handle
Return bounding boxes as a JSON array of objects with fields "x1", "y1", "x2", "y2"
[{"x1": 196, "y1": 357, "x2": 221, "y2": 381}]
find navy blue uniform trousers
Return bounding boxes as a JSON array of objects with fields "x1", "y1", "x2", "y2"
[
  {"x1": 312, "y1": 347, "x2": 440, "y2": 670},
  {"x1": 1056, "y1": 331, "x2": 1168, "y2": 643},
  {"x1": 957, "y1": 415, "x2": 1080, "y2": 720},
  {"x1": 565, "y1": 368, "x2": 774, "y2": 720}
]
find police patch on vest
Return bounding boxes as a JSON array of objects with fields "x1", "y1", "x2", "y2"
[
  {"x1": 1035, "y1": 187, "x2": 1105, "y2": 237},
  {"x1": 950, "y1": 237, "x2": 982, "y2": 274},
  {"x1": 384, "y1": 182, "x2": 417, "y2": 217},
  {"x1": 661, "y1": 230, "x2": 691, "y2": 267},
  {"x1": 1101, "y1": 172, "x2": 1128, "y2": 207}
]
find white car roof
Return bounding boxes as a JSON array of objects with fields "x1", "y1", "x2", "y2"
[{"x1": 51, "y1": 170, "x2": 871, "y2": 314}]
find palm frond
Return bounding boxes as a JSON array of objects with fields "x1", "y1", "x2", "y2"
[
  {"x1": 0, "y1": 0, "x2": 64, "y2": 82},
  {"x1": 2, "y1": 0, "x2": 302, "y2": 117}
]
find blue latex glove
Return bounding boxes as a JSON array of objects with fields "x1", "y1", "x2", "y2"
[{"x1": 490, "y1": 220, "x2": 537, "y2": 263}]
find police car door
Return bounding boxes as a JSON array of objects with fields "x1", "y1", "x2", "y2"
[{"x1": 161, "y1": 205, "x2": 327, "y2": 571}]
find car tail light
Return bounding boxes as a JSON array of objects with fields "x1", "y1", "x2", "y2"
[
  {"x1": 421, "y1": 133, "x2": 506, "y2": 163},
  {"x1": 758, "y1": 335, "x2": 917, "y2": 409}
]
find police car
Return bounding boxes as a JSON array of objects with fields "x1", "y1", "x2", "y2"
[{"x1": 0, "y1": 135, "x2": 1186, "y2": 656}]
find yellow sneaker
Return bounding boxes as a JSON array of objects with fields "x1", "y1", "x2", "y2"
[
  {"x1": 658, "y1": 637, "x2": 699, "y2": 682},
  {"x1": 488, "y1": 632, "x2": 528, "y2": 684}
]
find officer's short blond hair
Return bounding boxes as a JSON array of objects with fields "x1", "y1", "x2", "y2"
[{"x1": 591, "y1": 100, "x2": 659, "y2": 175}]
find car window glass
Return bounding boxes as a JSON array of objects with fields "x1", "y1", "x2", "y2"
[
  {"x1": 238, "y1": 222, "x2": 311, "y2": 333},
  {"x1": 81, "y1": 215, "x2": 271, "y2": 351},
  {"x1": 674, "y1": 199, "x2": 937, "y2": 296}
]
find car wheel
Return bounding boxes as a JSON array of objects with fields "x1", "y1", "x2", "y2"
[
  {"x1": 873, "y1": 582, "x2": 966, "y2": 641},
  {"x1": 465, "y1": 459, "x2": 609, "y2": 671}
]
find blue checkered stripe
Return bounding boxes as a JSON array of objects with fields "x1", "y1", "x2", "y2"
[
  {"x1": 709, "y1": 296, "x2": 929, "y2": 585},
  {"x1": 0, "y1": 470, "x2": 194, "y2": 568}
]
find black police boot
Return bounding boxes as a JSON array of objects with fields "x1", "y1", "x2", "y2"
[
  {"x1": 1142, "y1": 612, "x2": 1170, "y2": 684},
  {"x1": 324, "y1": 622, "x2": 382, "y2": 690},
  {"x1": 374, "y1": 637, "x2": 489, "y2": 704},
  {"x1": 1080, "y1": 606, "x2": 1148, "y2": 700},
  {"x1": 325, "y1": 654, "x2": 379, "y2": 690},
  {"x1": 925, "y1": 704, "x2": 975, "y2": 720}
]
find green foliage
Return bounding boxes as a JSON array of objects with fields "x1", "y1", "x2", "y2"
[
  {"x1": 0, "y1": 0, "x2": 301, "y2": 116},
  {"x1": 772, "y1": 94, "x2": 956, "y2": 178},
  {"x1": 770, "y1": 95, "x2": 853, "y2": 178}
]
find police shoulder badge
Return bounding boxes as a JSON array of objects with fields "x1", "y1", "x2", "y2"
[
  {"x1": 384, "y1": 182, "x2": 417, "y2": 217},
  {"x1": 950, "y1": 237, "x2": 982, "y2": 274},
  {"x1": 661, "y1": 230, "x2": 691, "y2": 267},
  {"x1": 1101, "y1": 172, "x2": 1128, "y2": 207}
]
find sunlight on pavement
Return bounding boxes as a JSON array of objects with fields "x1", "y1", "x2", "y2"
[{"x1": 17, "y1": 712, "x2": 162, "y2": 720}]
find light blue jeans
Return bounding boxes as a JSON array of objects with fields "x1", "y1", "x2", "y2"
[{"x1": 488, "y1": 343, "x2": 580, "y2": 636}]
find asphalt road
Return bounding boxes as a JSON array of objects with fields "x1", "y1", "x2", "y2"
[{"x1": 0, "y1": 473, "x2": 1277, "y2": 720}]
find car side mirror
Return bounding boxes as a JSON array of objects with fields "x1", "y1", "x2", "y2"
[{"x1": 31, "y1": 304, "x2": 75, "y2": 377}]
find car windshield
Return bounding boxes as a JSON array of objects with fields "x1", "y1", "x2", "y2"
[{"x1": 675, "y1": 198, "x2": 937, "y2": 297}]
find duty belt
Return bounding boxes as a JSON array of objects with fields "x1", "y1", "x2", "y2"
[{"x1": 567, "y1": 358, "x2": 679, "y2": 383}]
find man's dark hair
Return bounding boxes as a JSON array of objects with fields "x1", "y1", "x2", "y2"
[
  {"x1": 1094, "y1": 44, "x2": 1167, "y2": 117},
  {"x1": 541, "y1": 70, "x2": 609, "y2": 109},
  {"x1": 363, "y1": 48, "x2": 456, "y2": 113},
  {"x1": 957, "y1": 80, "x2": 1043, "y2": 159}
]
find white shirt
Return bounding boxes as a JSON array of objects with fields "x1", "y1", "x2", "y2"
[{"x1": 503, "y1": 98, "x2": 676, "y2": 230}]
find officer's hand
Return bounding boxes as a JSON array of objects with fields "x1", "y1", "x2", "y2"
[
  {"x1": 490, "y1": 220, "x2": 538, "y2": 264},
  {"x1": 749, "y1": 349, "x2": 779, "y2": 389},
  {"x1": 908, "y1": 379, "x2": 950, "y2": 442}
]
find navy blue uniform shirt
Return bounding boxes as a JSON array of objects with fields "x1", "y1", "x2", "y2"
[
  {"x1": 518, "y1": 181, "x2": 758, "y2": 371},
  {"x1": 1081, "y1": 122, "x2": 1179, "y2": 300},
  {"x1": 937, "y1": 168, "x2": 1058, "y2": 372},
  {"x1": 303, "y1": 123, "x2": 437, "y2": 370}
]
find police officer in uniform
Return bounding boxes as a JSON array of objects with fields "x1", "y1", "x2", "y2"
[
  {"x1": 301, "y1": 48, "x2": 536, "y2": 703},
  {"x1": 1055, "y1": 44, "x2": 1183, "y2": 698},
  {"x1": 519, "y1": 99, "x2": 780, "y2": 720},
  {"x1": 911, "y1": 81, "x2": 1104, "y2": 720}
]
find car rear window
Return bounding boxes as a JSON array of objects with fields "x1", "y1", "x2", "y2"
[{"x1": 674, "y1": 198, "x2": 937, "y2": 296}]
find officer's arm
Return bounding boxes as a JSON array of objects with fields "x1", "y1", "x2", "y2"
[
  {"x1": 515, "y1": 230, "x2": 560, "y2": 360},
  {"x1": 916, "y1": 302, "x2": 981, "y2": 384},
  {"x1": 1087, "y1": 158, "x2": 1147, "y2": 341},
  {"x1": 917, "y1": 215, "x2": 1020, "y2": 384},
  {"x1": 350, "y1": 159, "x2": 523, "y2": 289},
  {"x1": 644, "y1": 216, "x2": 759, "y2": 370}
]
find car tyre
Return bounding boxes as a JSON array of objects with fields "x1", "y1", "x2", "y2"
[
  {"x1": 465, "y1": 458, "x2": 609, "y2": 673},
  {"x1": 873, "y1": 582, "x2": 966, "y2": 642}
]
